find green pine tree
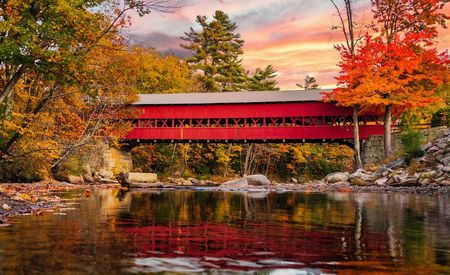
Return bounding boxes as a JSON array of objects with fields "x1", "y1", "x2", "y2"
[
  {"x1": 296, "y1": 75, "x2": 320, "y2": 90},
  {"x1": 246, "y1": 65, "x2": 279, "y2": 91},
  {"x1": 181, "y1": 10, "x2": 247, "y2": 92}
]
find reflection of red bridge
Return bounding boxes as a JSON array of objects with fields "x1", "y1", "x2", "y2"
[{"x1": 125, "y1": 90, "x2": 384, "y2": 142}]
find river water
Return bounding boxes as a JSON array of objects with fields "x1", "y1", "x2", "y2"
[{"x1": 0, "y1": 189, "x2": 449, "y2": 274}]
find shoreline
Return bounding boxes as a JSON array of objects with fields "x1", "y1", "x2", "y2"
[{"x1": 1, "y1": 180, "x2": 449, "y2": 224}]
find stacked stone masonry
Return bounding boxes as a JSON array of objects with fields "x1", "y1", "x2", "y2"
[{"x1": 363, "y1": 127, "x2": 446, "y2": 164}]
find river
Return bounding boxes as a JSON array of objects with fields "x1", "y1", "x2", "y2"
[{"x1": 0, "y1": 189, "x2": 449, "y2": 274}]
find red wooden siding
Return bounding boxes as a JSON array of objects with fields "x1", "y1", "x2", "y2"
[{"x1": 125, "y1": 102, "x2": 384, "y2": 141}]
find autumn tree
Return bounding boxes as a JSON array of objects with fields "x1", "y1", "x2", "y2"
[
  {"x1": 297, "y1": 75, "x2": 320, "y2": 90},
  {"x1": 0, "y1": 1, "x2": 182, "y2": 181},
  {"x1": 181, "y1": 10, "x2": 247, "y2": 92},
  {"x1": 246, "y1": 65, "x2": 279, "y2": 91},
  {"x1": 0, "y1": 0, "x2": 180, "y2": 106},
  {"x1": 369, "y1": 0, "x2": 449, "y2": 157},
  {"x1": 130, "y1": 47, "x2": 195, "y2": 93}
]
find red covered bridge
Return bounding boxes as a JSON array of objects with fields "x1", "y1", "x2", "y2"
[{"x1": 125, "y1": 90, "x2": 384, "y2": 143}]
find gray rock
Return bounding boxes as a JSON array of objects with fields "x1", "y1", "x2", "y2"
[
  {"x1": 437, "y1": 142, "x2": 447, "y2": 149},
  {"x1": 441, "y1": 156, "x2": 450, "y2": 166},
  {"x1": 386, "y1": 158, "x2": 406, "y2": 169},
  {"x1": 427, "y1": 146, "x2": 440, "y2": 153},
  {"x1": 245, "y1": 174, "x2": 271, "y2": 187},
  {"x1": 375, "y1": 177, "x2": 388, "y2": 185},
  {"x1": 374, "y1": 166, "x2": 392, "y2": 178},
  {"x1": 421, "y1": 142, "x2": 432, "y2": 151},
  {"x1": 391, "y1": 174, "x2": 408, "y2": 184},
  {"x1": 326, "y1": 172, "x2": 350, "y2": 183},
  {"x1": 218, "y1": 178, "x2": 249, "y2": 190},
  {"x1": 290, "y1": 177, "x2": 299, "y2": 184}
]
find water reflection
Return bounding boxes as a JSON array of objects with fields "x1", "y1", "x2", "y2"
[{"x1": 0, "y1": 190, "x2": 449, "y2": 274}]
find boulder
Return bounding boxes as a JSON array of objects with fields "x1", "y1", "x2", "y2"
[
  {"x1": 427, "y1": 146, "x2": 440, "y2": 153},
  {"x1": 385, "y1": 158, "x2": 406, "y2": 169},
  {"x1": 218, "y1": 178, "x2": 249, "y2": 190},
  {"x1": 98, "y1": 169, "x2": 113, "y2": 179},
  {"x1": 440, "y1": 180, "x2": 450, "y2": 186},
  {"x1": 374, "y1": 166, "x2": 392, "y2": 178},
  {"x1": 375, "y1": 177, "x2": 388, "y2": 186},
  {"x1": 421, "y1": 142, "x2": 432, "y2": 151},
  {"x1": 437, "y1": 141, "x2": 447, "y2": 149},
  {"x1": 325, "y1": 172, "x2": 350, "y2": 183},
  {"x1": 244, "y1": 174, "x2": 270, "y2": 187},
  {"x1": 418, "y1": 171, "x2": 436, "y2": 179},
  {"x1": 441, "y1": 156, "x2": 450, "y2": 166},
  {"x1": 68, "y1": 175, "x2": 84, "y2": 184},
  {"x1": 188, "y1": 178, "x2": 199, "y2": 185},
  {"x1": 350, "y1": 169, "x2": 374, "y2": 181},
  {"x1": 128, "y1": 172, "x2": 157, "y2": 183},
  {"x1": 442, "y1": 166, "x2": 450, "y2": 173},
  {"x1": 180, "y1": 179, "x2": 193, "y2": 186},
  {"x1": 350, "y1": 177, "x2": 369, "y2": 186},
  {"x1": 391, "y1": 177, "x2": 418, "y2": 187},
  {"x1": 290, "y1": 177, "x2": 299, "y2": 184}
]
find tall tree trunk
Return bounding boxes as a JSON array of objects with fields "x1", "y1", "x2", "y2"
[
  {"x1": 243, "y1": 144, "x2": 254, "y2": 176},
  {"x1": 169, "y1": 143, "x2": 177, "y2": 176},
  {"x1": 223, "y1": 144, "x2": 232, "y2": 178},
  {"x1": 265, "y1": 153, "x2": 271, "y2": 176},
  {"x1": 384, "y1": 105, "x2": 392, "y2": 158},
  {"x1": 0, "y1": 64, "x2": 27, "y2": 105},
  {"x1": 353, "y1": 106, "x2": 363, "y2": 169}
]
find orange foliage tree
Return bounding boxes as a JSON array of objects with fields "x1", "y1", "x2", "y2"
[
  {"x1": 328, "y1": 0, "x2": 449, "y2": 159},
  {"x1": 370, "y1": 0, "x2": 449, "y2": 157}
]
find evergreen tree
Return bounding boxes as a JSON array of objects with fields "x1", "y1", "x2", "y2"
[
  {"x1": 246, "y1": 65, "x2": 279, "y2": 91},
  {"x1": 296, "y1": 75, "x2": 320, "y2": 90},
  {"x1": 181, "y1": 10, "x2": 247, "y2": 92}
]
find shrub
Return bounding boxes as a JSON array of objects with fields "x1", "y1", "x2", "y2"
[
  {"x1": 401, "y1": 129, "x2": 424, "y2": 162},
  {"x1": 431, "y1": 106, "x2": 450, "y2": 127}
]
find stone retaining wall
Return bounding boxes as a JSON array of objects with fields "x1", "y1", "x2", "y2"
[{"x1": 362, "y1": 127, "x2": 446, "y2": 164}]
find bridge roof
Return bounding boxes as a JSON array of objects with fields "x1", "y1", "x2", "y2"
[{"x1": 135, "y1": 89, "x2": 330, "y2": 105}]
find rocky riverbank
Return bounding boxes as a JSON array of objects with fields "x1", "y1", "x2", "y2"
[
  {"x1": 214, "y1": 127, "x2": 450, "y2": 195},
  {"x1": 2, "y1": 127, "x2": 448, "y2": 222},
  {"x1": 0, "y1": 181, "x2": 122, "y2": 224}
]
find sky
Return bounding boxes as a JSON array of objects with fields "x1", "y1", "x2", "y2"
[{"x1": 127, "y1": 0, "x2": 450, "y2": 90}]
